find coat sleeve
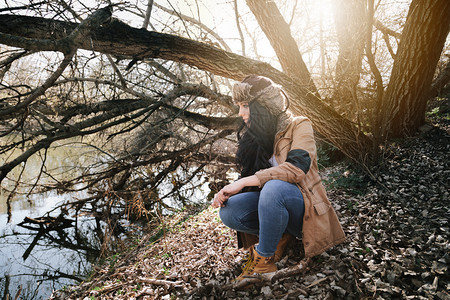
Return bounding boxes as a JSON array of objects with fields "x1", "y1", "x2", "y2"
[{"x1": 255, "y1": 118, "x2": 317, "y2": 187}]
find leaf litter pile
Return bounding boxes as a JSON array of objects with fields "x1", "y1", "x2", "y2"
[{"x1": 51, "y1": 124, "x2": 449, "y2": 300}]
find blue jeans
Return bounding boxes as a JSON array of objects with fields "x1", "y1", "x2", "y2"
[{"x1": 219, "y1": 180, "x2": 305, "y2": 257}]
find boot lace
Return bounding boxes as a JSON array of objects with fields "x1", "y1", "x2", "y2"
[
  {"x1": 241, "y1": 253, "x2": 253, "y2": 272},
  {"x1": 247, "y1": 256, "x2": 261, "y2": 273}
]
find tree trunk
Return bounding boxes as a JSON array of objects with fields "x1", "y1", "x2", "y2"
[
  {"x1": 377, "y1": 0, "x2": 450, "y2": 138},
  {"x1": 0, "y1": 14, "x2": 373, "y2": 164},
  {"x1": 333, "y1": 0, "x2": 366, "y2": 120},
  {"x1": 245, "y1": 0, "x2": 318, "y2": 96}
]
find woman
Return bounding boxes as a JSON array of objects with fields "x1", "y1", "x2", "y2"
[{"x1": 212, "y1": 75, "x2": 345, "y2": 280}]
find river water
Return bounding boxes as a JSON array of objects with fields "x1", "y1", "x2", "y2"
[
  {"x1": 0, "y1": 141, "x2": 103, "y2": 299},
  {"x1": 0, "y1": 191, "x2": 96, "y2": 299},
  {"x1": 0, "y1": 139, "x2": 212, "y2": 299}
]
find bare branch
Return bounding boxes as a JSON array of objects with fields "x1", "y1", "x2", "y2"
[
  {"x1": 162, "y1": 103, "x2": 239, "y2": 130},
  {"x1": 153, "y1": 3, "x2": 232, "y2": 52},
  {"x1": 0, "y1": 7, "x2": 113, "y2": 121},
  {"x1": 365, "y1": 0, "x2": 384, "y2": 131},
  {"x1": 146, "y1": 59, "x2": 183, "y2": 84},
  {"x1": 0, "y1": 1, "x2": 46, "y2": 13},
  {"x1": 374, "y1": 19, "x2": 401, "y2": 39},
  {"x1": 381, "y1": 32, "x2": 396, "y2": 59},
  {"x1": 106, "y1": 54, "x2": 127, "y2": 88},
  {"x1": 374, "y1": 19, "x2": 399, "y2": 59},
  {"x1": 0, "y1": 49, "x2": 29, "y2": 69},
  {"x1": 137, "y1": 277, "x2": 183, "y2": 288},
  {"x1": 62, "y1": 129, "x2": 233, "y2": 193},
  {"x1": 0, "y1": 50, "x2": 75, "y2": 117},
  {"x1": 233, "y1": 0, "x2": 246, "y2": 56},
  {"x1": 142, "y1": 0, "x2": 154, "y2": 29},
  {"x1": 58, "y1": 0, "x2": 84, "y2": 22},
  {"x1": 288, "y1": 0, "x2": 298, "y2": 26}
]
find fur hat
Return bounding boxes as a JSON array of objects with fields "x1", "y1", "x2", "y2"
[{"x1": 232, "y1": 75, "x2": 292, "y2": 132}]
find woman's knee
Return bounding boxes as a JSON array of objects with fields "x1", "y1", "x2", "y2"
[
  {"x1": 259, "y1": 180, "x2": 286, "y2": 203},
  {"x1": 218, "y1": 196, "x2": 243, "y2": 227},
  {"x1": 219, "y1": 193, "x2": 260, "y2": 232},
  {"x1": 260, "y1": 180, "x2": 302, "y2": 207},
  {"x1": 218, "y1": 205, "x2": 234, "y2": 227}
]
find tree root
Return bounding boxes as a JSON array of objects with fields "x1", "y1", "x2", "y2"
[{"x1": 137, "y1": 277, "x2": 184, "y2": 289}]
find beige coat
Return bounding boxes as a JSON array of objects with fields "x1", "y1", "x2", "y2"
[{"x1": 240, "y1": 116, "x2": 346, "y2": 258}]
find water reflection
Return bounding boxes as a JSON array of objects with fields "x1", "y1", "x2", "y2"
[
  {"x1": 0, "y1": 140, "x2": 106, "y2": 299},
  {"x1": 0, "y1": 190, "x2": 101, "y2": 299},
  {"x1": 0, "y1": 139, "x2": 212, "y2": 299}
]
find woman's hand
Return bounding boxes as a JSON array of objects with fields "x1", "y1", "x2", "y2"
[
  {"x1": 220, "y1": 180, "x2": 245, "y2": 197},
  {"x1": 211, "y1": 175, "x2": 260, "y2": 208},
  {"x1": 211, "y1": 189, "x2": 229, "y2": 208},
  {"x1": 211, "y1": 181, "x2": 243, "y2": 208}
]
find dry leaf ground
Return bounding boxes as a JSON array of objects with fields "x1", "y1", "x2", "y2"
[{"x1": 51, "y1": 120, "x2": 449, "y2": 300}]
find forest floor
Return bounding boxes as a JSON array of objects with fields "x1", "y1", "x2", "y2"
[{"x1": 51, "y1": 115, "x2": 449, "y2": 300}]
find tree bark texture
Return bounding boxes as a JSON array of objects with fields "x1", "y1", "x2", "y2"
[
  {"x1": 245, "y1": 0, "x2": 318, "y2": 96},
  {"x1": 333, "y1": 0, "x2": 366, "y2": 120},
  {"x1": 0, "y1": 14, "x2": 372, "y2": 164},
  {"x1": 378, "y1": 0, "x2": 450, "y2": 138}
]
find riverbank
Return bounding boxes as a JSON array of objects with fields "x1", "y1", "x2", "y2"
[{"x1": 51, "y1": 119, "x2": 449, "y2": 299}]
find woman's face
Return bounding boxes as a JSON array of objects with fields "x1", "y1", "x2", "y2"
[{"x1": 238, "y1": 102, "x2": 250, "y2": 124}]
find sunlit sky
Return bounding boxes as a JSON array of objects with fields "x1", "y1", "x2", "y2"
[
  {"x1": 165, "y1": 0, "x2": 340, "y2": 72},
  {"x1": 175, "y1": 0, "x2": 337, "y2": 50}
]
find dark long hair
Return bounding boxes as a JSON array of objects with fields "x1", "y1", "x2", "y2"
[{"x1": 236, "y1": 101, "x2": 278, "y2": 177}]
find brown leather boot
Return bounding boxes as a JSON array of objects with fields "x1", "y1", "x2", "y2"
[
  {"x1": 274, "y1": 233, "x2": 294, "y2": 262},
  {"x1": 235, "y1": 246, "x2": 277, "y2": 281}
]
